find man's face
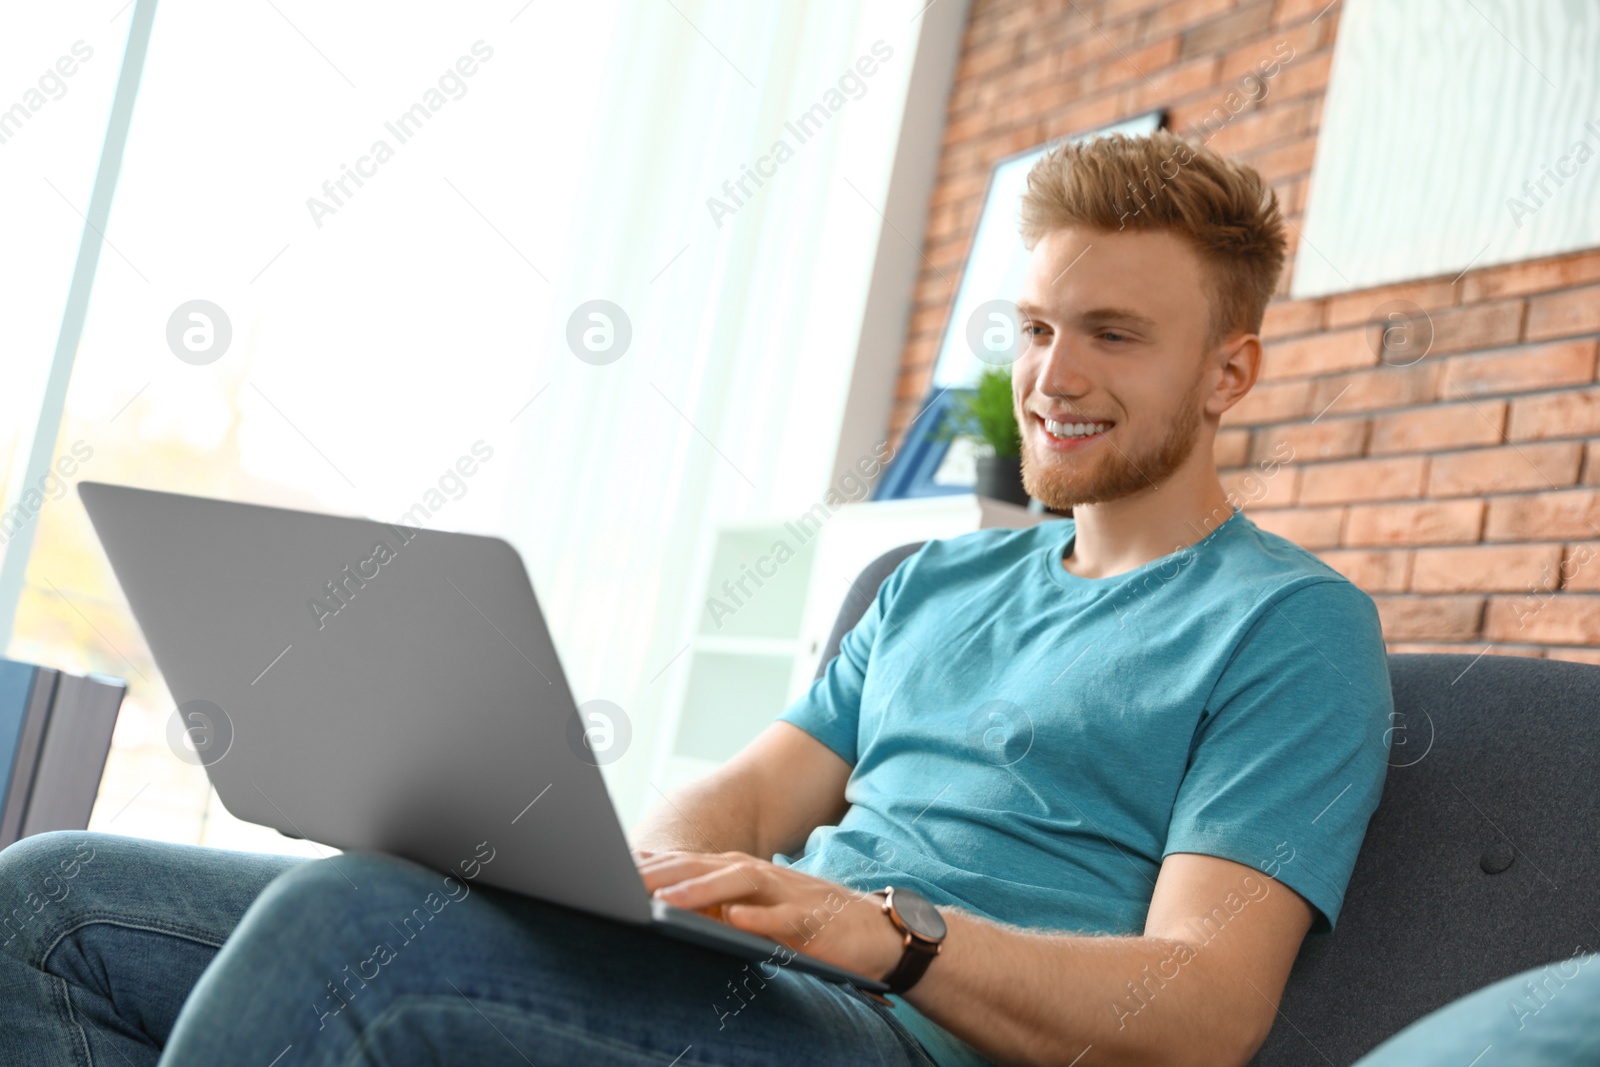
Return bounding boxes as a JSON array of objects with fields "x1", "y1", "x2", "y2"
[{"x1": 1012, "y1": 226, "x2": 1219, "y2": 511}]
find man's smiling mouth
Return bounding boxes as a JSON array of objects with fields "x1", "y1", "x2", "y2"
[{"x1": 1037, "y1": 414, "x2": 1114, "y2": 442}]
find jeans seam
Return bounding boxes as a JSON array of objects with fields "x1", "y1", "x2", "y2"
[
  {"x1": 845, "y1": 988, "x2": 940, "y2": 1067},
  {"x1": 334, "y1": 990, "x2": 919, "y2": 1067},
  {"x1": 31, "y1": 916, "x2": 210, "y2": 1067},
  {"x1": 2, "y1": 912, "x2": 221, "y2": 1067},
  {"x1": 31, "y1": 913, "x2": 230, "y2": 972},
  {"x1": 336, "y1": 995, "x2": 717, "y2": 1067},
  {"x1": 50, "y1": 970, "x2": 96, "y2": 1067}
]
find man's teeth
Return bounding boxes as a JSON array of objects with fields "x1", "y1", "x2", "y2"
[{"x1": 1043, "y1": 418, "x2": 1112, "y2": 439}]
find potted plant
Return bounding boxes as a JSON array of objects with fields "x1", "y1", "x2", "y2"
[{"x1": 938, "y1": 365, "x2": 1030, "y2": 507}]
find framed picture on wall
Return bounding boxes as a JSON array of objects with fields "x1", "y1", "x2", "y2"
[{"x1": 873, "y1": 108, "x2": 1166, "y2": 502}]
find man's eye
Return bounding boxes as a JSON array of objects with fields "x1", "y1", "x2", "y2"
[{"x1": 1099, "y1": 331, "x2": 1129, "y2": 343}]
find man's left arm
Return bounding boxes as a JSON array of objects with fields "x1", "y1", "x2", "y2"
[{"x1": 639, "y1": 849, "x2": 1311, "y2": 1067}]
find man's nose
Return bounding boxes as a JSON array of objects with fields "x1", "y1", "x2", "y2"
[{"x1": 1028, "y1": 339, "x2": 1092, "y2": 399}]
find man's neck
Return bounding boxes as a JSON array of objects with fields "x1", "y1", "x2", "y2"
[{"x1": 1061, "y1": 471, "x2": 1237, "y2": 581}]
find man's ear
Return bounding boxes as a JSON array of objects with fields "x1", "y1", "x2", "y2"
[{"x1": 1205, "y1": 332, "x2": 1262, "y2": 418}]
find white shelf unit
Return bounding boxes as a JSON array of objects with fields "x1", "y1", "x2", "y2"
[
  {"x1": 647, "y1": 516, "x2": 822, "y2": 804},
  {"x1": 645, "y1": 495, "x2": 1052, "y2": 813}
]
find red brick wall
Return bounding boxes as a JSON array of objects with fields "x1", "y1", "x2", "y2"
[{"x1": 889, "y1": 0, "x2": 1600, "y2": 664}]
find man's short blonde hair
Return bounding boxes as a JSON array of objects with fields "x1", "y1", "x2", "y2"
[{"x1": 1018, "y1": 129, "x2": 1287, "y2": 349}]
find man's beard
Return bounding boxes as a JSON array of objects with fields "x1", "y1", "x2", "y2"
[{"x1": 1020, "y1": 372, "x2": 1206, "y2": 511}]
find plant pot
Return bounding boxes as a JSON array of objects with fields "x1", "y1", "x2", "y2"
[{"x1": 974, "y1": 454, "x2": 1030, "y2": 507}]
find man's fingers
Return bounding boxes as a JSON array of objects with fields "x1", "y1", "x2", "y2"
[
  {"x1": 722, "y1": 902, "x2": 777, "y2": 936},
  {"x1": 652, "y1": 860, "x2": 766, "y2": 909},
  {"x1": 725, "y1": 901, "x2": 806, "y2": 939},
  {"x1": 637, "y1": 851, "x2": 760, "y2": 892},
  {"x1": 637, "y1": 851, "x2": 723, "y2": 888}
]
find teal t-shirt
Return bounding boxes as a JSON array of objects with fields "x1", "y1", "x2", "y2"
[{"x1": 772, "y1": 507, "x2": 1393, "y2": 1066}]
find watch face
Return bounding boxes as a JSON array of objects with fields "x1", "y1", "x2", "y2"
[{"x1": 893, "y1": 888, "x2": 947, "y2": 941}]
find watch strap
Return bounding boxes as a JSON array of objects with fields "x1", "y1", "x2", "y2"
[
  {"x1": 882, "y1": 936, "x2": 939, "y2": 995},
  {"x1": 878, "y1": 888, "x2": 943, "y2": 996}
]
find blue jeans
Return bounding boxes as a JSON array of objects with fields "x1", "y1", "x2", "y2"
[{"x1": 0, "y1": 831, "x2": 939, "y2": 1066}]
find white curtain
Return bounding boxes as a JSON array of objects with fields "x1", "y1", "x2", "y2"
[{"x1": 497, "y1": 0, "x2": 926, "y2": 827}]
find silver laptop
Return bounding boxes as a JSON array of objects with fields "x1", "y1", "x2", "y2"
[{"x1": 78, "y1": 480, "x2": 888, "y2": 994}]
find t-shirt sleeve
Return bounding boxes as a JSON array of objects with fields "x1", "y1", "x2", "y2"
[
  {"x1": 775, "y1": 550, "x2": 919, "y2": 767},
  {"x1": 1162, "y1": 577, "x2": 1393, "y2": 934}
]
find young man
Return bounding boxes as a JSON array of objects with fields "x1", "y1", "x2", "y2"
[
  {"x1": 0, "y1": 131, "x2": 1391, "y2": 1067},
  {"x1": 628, "y1": 128, "x2": 1394, "y2": 1066}
]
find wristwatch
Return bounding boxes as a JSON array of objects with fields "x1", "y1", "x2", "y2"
[{"x1": 875, "y1": 886, "x2": 946, "y2": 995}]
